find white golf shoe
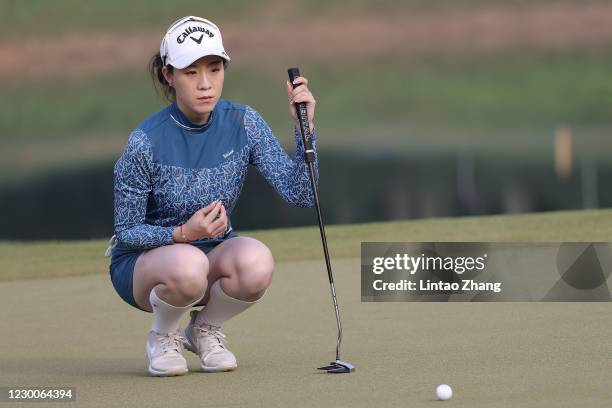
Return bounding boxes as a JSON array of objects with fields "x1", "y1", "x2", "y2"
[
  {"x1": 146, "y1": 330, "x2": 189, "y2": 377},
  {"x1": 182, "y1": 310, "x2": 237, "y2": 372}
]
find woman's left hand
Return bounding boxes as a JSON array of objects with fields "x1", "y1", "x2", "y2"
[{"x1": 286, "y1": 76, "x2": 316, "y2": 131}]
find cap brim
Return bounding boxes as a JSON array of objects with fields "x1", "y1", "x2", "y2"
[{"x1": 170, "y1": 49, "x2": 230, "y2": 69}]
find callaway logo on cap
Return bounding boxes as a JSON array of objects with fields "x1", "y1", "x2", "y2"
[{"x1": 160, "y1": 16, "x2": 230, "y2": 69}]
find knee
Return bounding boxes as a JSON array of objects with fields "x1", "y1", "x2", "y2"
[
  {"x1": 235, "y1": 241, "x2": 274, "y2": 295},
  {"x1": 167, "y1": 246, "x2": 209, "y2": 301}
]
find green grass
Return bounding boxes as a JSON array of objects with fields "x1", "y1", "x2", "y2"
[
  {"x1": 0, "y1": 72, "x2": 163, "y2": 143},
  {"x1": 1, "y1": 209, "x2": 611, "y2": 282},
  {"x1": 3, "y1": 50, "x2": 612, "y2": 144},
  {"x1": 2, "y1": 49, "x2": 611, "y2": 187},
  {"x1": 0, "y1": 0, "x2": 592, "y2": 37},
  {"x1": 312, "y1": 50, "x2": 612, "y2": 130}
]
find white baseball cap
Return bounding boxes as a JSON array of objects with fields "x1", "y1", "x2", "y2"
[{"x1": 160, "y1": 16, "x2": 230, "y2": 69}]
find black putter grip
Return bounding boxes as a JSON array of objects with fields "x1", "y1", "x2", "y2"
[{"x1": 288, "y1": 67, "x2": 315, "y2": 163}]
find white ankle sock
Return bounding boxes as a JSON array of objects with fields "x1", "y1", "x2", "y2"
[
  {"x1": 195, "y1": 280, "x2": 263, "y2": 328},
  {"x1": 150, "y1": 288, "x2": 201, "y2": 334}
]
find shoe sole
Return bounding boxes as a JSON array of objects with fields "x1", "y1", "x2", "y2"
[
  {"x1": 201, "y1": 365, "x2": 237, "y2": 373},
  {"x1": 182, "y1": 332, "x2": 237, "y2": 373},
  {"x1": 148, "y1": 365, "x2": 188, "y2": 377}
]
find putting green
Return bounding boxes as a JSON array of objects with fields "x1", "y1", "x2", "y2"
[
  {"x1": 0, "y1": 257, "x2": 609, "y2": 407},
  {"x1": 3, "y1": 209, "x2": 612, "y2": 282}
]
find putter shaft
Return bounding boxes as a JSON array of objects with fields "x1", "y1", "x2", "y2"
[{"x1": 288, "y1": 67, "x2": 354, "y2": 373}]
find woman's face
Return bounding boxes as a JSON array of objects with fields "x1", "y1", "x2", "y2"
[{"x1": 163, "y1": 55, "x2": 225, "y2": 125}]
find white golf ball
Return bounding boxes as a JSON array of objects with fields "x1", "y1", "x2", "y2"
[{"x1": 436, "y1": 384, "x2": 453, "y2": 401}]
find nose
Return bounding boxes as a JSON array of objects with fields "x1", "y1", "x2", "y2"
[{"x1": 197, "y1": 72, "x2": 211, "y2": 90}]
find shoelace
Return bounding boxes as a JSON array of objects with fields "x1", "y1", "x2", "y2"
[
  {"x1": 194, "y1": 325, "x2": 229, "y2": 351},
  {"x1": 154, "y1": 331, "x2": 187, "y2": 354}
]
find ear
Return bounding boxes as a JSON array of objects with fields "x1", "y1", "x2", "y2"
[{"x1": 161, "y1": 66, "x2": 173, "y2": 86}]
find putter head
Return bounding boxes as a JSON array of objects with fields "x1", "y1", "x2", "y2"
[{"x1": 317, "y1": 360, "x2": 355, "y2": 374}]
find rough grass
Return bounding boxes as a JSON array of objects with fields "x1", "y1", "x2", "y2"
[{"x1": 1, "y1": 209, "x2": 610, "y2": 282}]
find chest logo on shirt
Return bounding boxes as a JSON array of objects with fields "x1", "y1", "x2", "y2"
[{"x1": 223, "y1": 149, "x2": 234, "y2": 159}]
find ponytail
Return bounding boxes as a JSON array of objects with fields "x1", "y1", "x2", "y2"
[{"x1": 149, "y1": 52, "x2": 175, "y2": 101}]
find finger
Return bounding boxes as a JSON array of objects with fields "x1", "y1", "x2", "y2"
[
  {"x1": 206, "y1": 221, "x2": 225, "y2": 239},
  {"x1": 291, "y1": 84, "x2": 308, "y2": 98},
  {"x1": 211, "y1": 224, "x2": 227, "y2": 238},
  {"x1": 293, "y1": 93, "x2": 315, "y2": 104},
  {"x1": 286, "y1": 80, "x2": 293, "y2": 97},
  {"x1": 213, "y1": 210, "x2": 227, "y2": 226},
  {"x1": 290, "y1": 90, "x2": 313, "y2": 105},
  {"x1": 202, "y1": 202, "x2": 221, "y2": 224},
  {"x1": 291, "y1": 76, "x2": 308, "y2": 87},
  {"x1": 201, "y1": 200, "x2": 219, "y2": 214},
  {"x1": 292, "y1": 89, "x2": 312, "y2": 99},
  {"x1": 214, "y1": 205, "x2": 226, "y2": 222},
  {"x1": 208, "y1": 216, "x2": 227, "y2": 234},
  {"x1": 211, "y1": 206, "x2": 227, "y2": 229},
  {"x1": 215, "y1": 214, "x2": 228, "y2": 235}
]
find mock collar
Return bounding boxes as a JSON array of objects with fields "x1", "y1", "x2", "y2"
[{"x1": 169, "y1": 102, "x2": 214, "y2": 132}]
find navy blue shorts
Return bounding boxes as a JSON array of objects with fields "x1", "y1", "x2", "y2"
[{"x1": 109, "y1": 233, "x2": 237, "y2": 312}]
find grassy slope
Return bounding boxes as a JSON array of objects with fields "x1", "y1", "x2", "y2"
[
  {"x1": 2, "y1": 50, "x2": 612, "y2": 186},
  {"x1": 1, "y1": 209, "x2": 610, "y2": 282},
  {"x1": 2, "y1": 1, "x2": 612, "y2": 186},
  {"x1": 4, "y1": 51, "x2": 612, "y2": 142}
]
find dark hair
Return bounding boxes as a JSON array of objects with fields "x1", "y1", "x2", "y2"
[
  {"x1": 149, "y1": 52, "x2": 175, "y2": 101},
  {"x1": 148, "y1": 53, "x2": 230, "y2": 102}
]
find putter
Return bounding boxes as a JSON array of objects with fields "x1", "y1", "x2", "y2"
[{"x1": 288, "y1": 67, "x2": 355, "y2": 374}]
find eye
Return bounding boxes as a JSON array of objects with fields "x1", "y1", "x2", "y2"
[
  {"x1": 212, "y1": 68, "x2": 220, "y2": 73},
  {"x1": 185, "y1": 71, "x2": 196, "y2": 75}
]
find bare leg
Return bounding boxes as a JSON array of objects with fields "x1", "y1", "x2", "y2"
[
  {"x1": 173, "y1": 237, "x2": 274, "y2": 371},
  {"x1": 133, "y1": 243, "x2": 209, "y2": 311},
  {"x1": 195, "y1": 236, "x2": 274, "y2": 306}
]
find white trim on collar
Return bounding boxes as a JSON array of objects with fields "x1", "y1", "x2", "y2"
[{"x1": 170, "y1": 113, "x2": 208, "y2": 131}]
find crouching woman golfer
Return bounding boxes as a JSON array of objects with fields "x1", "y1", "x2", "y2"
[{"x1": 107, "y1": 16, "x2": 317, "y2": 376}]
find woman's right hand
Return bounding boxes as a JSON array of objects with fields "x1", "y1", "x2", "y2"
[{"x1": 179, "y1": 201, "x2": 228, "y2": 242}]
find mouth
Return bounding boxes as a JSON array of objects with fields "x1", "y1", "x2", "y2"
[{"x1": 197, "y1": 96, "x2": 214, "y2": 102}]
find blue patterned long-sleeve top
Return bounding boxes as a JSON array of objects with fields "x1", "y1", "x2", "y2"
[{"x1": 112, "y1": 99, "x2": 318, "y2": 251}]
